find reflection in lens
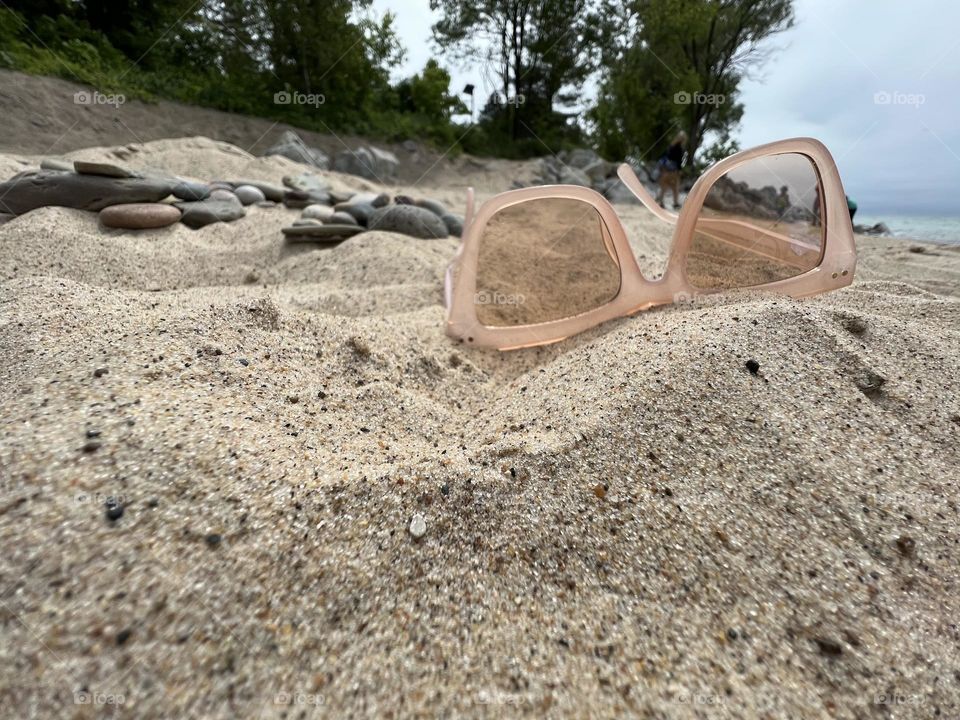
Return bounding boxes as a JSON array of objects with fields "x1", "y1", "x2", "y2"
[
  {"x1": 688, "y1": 153, "x2": 824, "y2": 290},
  {"x1": 475, "y1": 197, "x2": 621, "y2": 327}
]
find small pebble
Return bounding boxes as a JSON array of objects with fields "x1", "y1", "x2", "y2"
[
  {"x1": 205, "y1": 533, "x2": 222, "y2": 548},
  {"x1": 105, "y1": 501, "x2": 124, "y2": 522},
  {"x1": 895, "y1": 535, "x2": 916, "y2": 556},
  {"x1": 82, "y1": 441, "x2": 102, "y2": 453},
  {"x1": 93, "y1": 367, "x2": 108, "y2": 378},
  {"x1": 745, "y1": 359, "x2": 760, "y2": 375},
  {"x1": 116, "y1": 628, "x2": 132, "y2": 645},
  {"x1": 409, "y1": 514, "x2": 427, "y2": 540}
]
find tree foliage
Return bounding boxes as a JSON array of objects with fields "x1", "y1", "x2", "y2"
[{"x1": 592, "y1": 0, "x2": 794, "y2": 169}]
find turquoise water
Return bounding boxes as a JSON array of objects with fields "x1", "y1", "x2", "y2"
[{"x1": 855, "y1": 214, "x2": 960, "y2": 245}]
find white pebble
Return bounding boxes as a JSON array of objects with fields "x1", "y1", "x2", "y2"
[{"x1": 409, "y1": 513, "x2": 426, "y2": 539}]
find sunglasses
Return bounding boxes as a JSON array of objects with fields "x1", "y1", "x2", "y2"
[{"x1": 444, "y1": 137, "x2": 857, "y2": 350}]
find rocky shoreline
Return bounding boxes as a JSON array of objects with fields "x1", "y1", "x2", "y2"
[{"x1": 0, "y1": 136, "x2": 463, "y2": 244}]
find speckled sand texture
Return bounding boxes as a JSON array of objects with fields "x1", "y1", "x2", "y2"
[{"x1": 1, "y1": 138, "x2": 959, "y2": 719}]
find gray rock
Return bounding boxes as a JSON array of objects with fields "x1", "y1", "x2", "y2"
[
  {"x1": 282, "y1": 173, "x2": 331, "y2": 195},
  {"x1": 210, "y1": 188, "x2": 238, "y2": 201},
  {"x1": 283, "y1": 189, "x2": 330, "y2": 209},
  {"x1": 174, "y1": 194, "x2": 245, "y2": 228},
  {"x1": 564, "y1": 148, "x2": 600, "y2": 169},
  {"x1": 583, "y1": 159, "x2": 615, "y2": 184},
  {"x1": 281, "y1": 224, "x2": 364, "y2": 242},
  {"x1": 333, "y1": 145, "x2": 399, "y2": 181},
  {"x1": 329, "y1": 190, "x2": 355, "y2": 204},
  {"x1": 0, "y1": 170, "x2": 174, "y2": 215},
  {"x1": 329, "y1": 211, "x2": 359, "y2": 226},
  {"x1": 264, "y1": 130, "x2": 329, "y2": 169},
  {"x1": 74, "y1": 160, "x2": 137, "y2": 178},
  {"x1": 99, "y1": 202, "x2": 181, "y2": 229},
  {"x1": 441, "y1": 213, "x2": 464, "y2": 237},
  {"x1": 334, "y1": 202, "x2": 375, "y2": 226},
  {"x1": 292, "y1": 218, "x2": 323, "y2": 227},
  {"x1": 558, "y1": 166, "x2": 591, "y2": 187},
  {"x1": 302, "y1": 204, "x2": 335, "y2": 221},
  {"x1": 0, "y1": 213, "x2": 16, "y2": 225},
  {"x1": 172, "y1": 181, "x2": 211, "y2": 201},
  {"x1": 234, "y1": 185, "x2": 266, "y2": 205},
  {"x1": 40, "y1": 158, "x2": 73, "y2": 172},
  {"x1": 229, "y1": 179, "x2": 285, "y2": 202},
  {"x1": 368, "y1": 204, "x2": 448, "y2": 239},
  {"x1": 603, "y1": 179, "x2": 641, "y2": 205},
  {"x1": 414, "y1": 198, "x2": 448, "y2": 217}
]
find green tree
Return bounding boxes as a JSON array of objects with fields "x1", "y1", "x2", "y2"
[
  {"x1": 431, "y1": 0, "x2": 593, "y2": 146},
  {"x1": 592, "y1": 0, "x2": 794, "y2": 169}
]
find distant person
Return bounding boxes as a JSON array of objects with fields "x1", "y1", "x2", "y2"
[
  {"x1": 776, "y1": 185, "x2": 790, "y2": 213},
  {"x1": 656, "y1": 131, "x2": 687, "y2": 209},
  {"x1": 846, "y1": 195, "x2": 857, "y2": 221}
]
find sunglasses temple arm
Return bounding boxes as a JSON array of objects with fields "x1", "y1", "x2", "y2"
[
  {"x1": 444, "y1": 187, "x2": 475, "y2": 311},
  {"x1": 616, "y1": 163, "x2": 679, "y2": 224},
  {"x1": 464, "y1": 187, "x2": 475, "y2": 233}
]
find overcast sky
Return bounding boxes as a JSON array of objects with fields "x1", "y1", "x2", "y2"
[{"x1": 373, "y1": 0, "x2": 960, "y2": 217}]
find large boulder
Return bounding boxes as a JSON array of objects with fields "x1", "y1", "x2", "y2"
[
  {"x1": 264, "y1": 130, "x2": 329, "y2": 169},
  {"x1": 0, "y1": 170, "x2": 174, "y2": 215},
  {"x1": 333, "y1": 145, "x2": 399, "y2": 182}
]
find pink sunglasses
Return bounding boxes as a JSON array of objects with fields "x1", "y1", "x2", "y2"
[{"x1": 444, "y1": 137, "x2": 857, "y2": 350}]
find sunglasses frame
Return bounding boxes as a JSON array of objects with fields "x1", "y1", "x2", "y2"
[{"x1": 445, "y1": 137, "x2": 857, "y2": 350}]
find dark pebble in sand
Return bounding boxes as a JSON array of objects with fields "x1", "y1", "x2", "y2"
[
  {"x1": 895, "y1": 535, "x2": 916, "y2": 556},
  {"x1": 82, "y1": 441, "x2": 102, "y2": 453},
  {"x1": 205, "y1": 533, "x2": 222, "y2": 548},
  {"x1": 86, "y1": 429, "x2": 101, "y2": 439},
  {"x1": 726, "y1": 628, "x2": 739, "y2": 641},
  {"x1": 745, "y1": 359, "x2": 760, "y2": 375},
  {"x1": 116, "y1": 628, "x2": 132, "y2": 645},
  {"x1": 238, "y1": 358, "x2": 249, "y2": 367},
  {"x1": 814, "y1": 637, "x2": 843, "y2": 657},
  {"x1": 105, "y1": 501, "x2": 124, "y2": 522},
  {"x1": 94, "y1": 367, "x2": 108, "y2": 378}
]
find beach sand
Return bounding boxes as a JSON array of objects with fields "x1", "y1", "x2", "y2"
[{"x1": 1, "y1": 137, "x2": 959, "y2": 718}]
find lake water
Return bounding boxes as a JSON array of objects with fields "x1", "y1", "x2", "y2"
[{"x1": 856, "y1": 214, "x2": 960, "y2": 245}]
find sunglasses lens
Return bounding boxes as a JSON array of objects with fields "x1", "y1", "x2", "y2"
[
  {"x1": 475, "y1": 197, "x2": 621, "y2": 327},
  {"x1": 687, "y1": 153, "x2": 825, "y2": 290}
]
